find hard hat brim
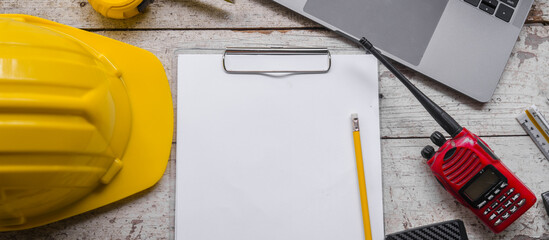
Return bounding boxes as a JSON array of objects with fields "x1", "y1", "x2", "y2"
[{"x1": 0, "y1": 14, "x2": 173, "y2": 231}]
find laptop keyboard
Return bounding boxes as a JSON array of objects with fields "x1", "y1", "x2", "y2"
[{"x1": 464, "y1": 0, "x2": 518, "y2": 22}]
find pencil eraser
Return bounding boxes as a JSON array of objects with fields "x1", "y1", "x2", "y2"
[{"x1": 351, "y1": 113, "x2": 358, "y2": 119}]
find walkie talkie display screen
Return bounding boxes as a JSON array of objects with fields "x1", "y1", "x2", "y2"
[{"x1": 464, "y1": 168, "x2": 500, "y2": 201}]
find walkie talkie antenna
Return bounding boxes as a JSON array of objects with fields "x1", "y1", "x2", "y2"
[{"x1": 358, "y1": 37, "x2": 463, "y2": 137}]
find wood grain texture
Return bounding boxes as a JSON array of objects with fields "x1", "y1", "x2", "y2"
[
  {"x1": 1, "y1": 137, "x2": 547, "y2": 240},
  {"x1": 0, "y1": 0, "x2": 547, "y2": 29},
  {"x1": 383, "y1": 137, "x2": 549, "y2": 240},
  {"x1": 87, "y1": 26, "x2": 549, "y2": 138},
  {"x1": 379, "y1": 25, "x2": 549, "y2": 138},
  {"x1": 1, "y1": 0, "x2": 549, "y2": 239},
  {"x1": 529, "y1": 0, "x2": 549, "y2": 22},
  {"x1": 0, "y1": 0, "x2": 314, "y2": 29}
]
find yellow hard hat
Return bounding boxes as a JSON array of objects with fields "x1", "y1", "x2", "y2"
[
  {"x1": 87, "y1": 0, "x2": 154, "y2": 19},
  {"x1": 0, "y1": 14, "x2": 173, "y2": 231}
]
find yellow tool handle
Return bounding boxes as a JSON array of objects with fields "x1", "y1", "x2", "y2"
[
  {"x1": 353, "y1": 131, "x2": 372, "y2": 240},
  {"x1": 89, "y1": 0, "x2": 234, "y2": 19}
]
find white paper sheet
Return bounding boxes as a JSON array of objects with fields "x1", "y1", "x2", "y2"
[{"x1": 176, "y1": 54, "x2": 383, "y2": 240}]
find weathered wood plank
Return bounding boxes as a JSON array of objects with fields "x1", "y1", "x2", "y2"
[
  {"x1": 85, "y1": 26, "x2": 549, "y2": 139},
  {"x1": 1, "y1": 136, "x2": 547, "y2": 239},
  {"x1": 1, "y1": 2, "x2": 548, "y2": 239},
  {"x1": 529, "y1": 0, "x2": 549, "y2": 22},
  {"x1": 379, "y1": 24, "x2": 549, "y2": 138},
  {"x1": 1, "y1": 0, "x2": 547, "y2": 29},
  {"x1": 383, "y1": 136, "x2": 549, "y2": 240},
  {"x1": 0, "y1": 0, "x2": 315, "y2": 29}
]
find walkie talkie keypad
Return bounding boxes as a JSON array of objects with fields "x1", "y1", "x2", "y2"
[
  {"x1": 498, "y1": 195, "x2": 506, "y2": 202},
  {"x1": 502, "y1": 212, "x2": 511, "y2": 219},
  {"x1": 464, "y1": 174, "x2": 532, "y2": 229},
  {"x1": 496, "y1": 207, "x2": 505, "y2": 214},
  {"x1": 483, "y1": 191, "x2": 527, "y2": 227}
]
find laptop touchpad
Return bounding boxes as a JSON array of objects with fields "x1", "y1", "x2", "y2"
[{"x1": 304, "y1": 0, "x2": 448, "y2": 66}]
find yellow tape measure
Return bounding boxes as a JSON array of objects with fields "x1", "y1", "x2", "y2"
[
  {"x1": 88, "y1": 0, "x2": 153, "y2": 19},
  {"x1": 88, "y1": 0, "x2": 234, "y2": 19}
]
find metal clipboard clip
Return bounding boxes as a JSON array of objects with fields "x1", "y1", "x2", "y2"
[{"x1": 223, "y1": 48, "x2": 331, "y2": 74}]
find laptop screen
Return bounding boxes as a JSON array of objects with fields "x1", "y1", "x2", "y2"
[{"x1": 304, "y1": 0, "x2": 448, "y2": 66}]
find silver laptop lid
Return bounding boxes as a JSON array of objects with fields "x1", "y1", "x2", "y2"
[
  {"x1": 274, "y1": 0, "x2": 534, "y2": 102},
  {"x1": 303, "y1": 0, "x2": 449, "y2": 66}
]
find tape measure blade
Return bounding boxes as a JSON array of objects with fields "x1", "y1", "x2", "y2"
[
  {"x1": 531, "y1": 110, "x2": 549, "y2": 137},
  {"x1": 521, "y1": 122, "x2": 549, "y2": 160},
  {"x1": 518, "y1": 105, "x2": 549, "y2": 161}
]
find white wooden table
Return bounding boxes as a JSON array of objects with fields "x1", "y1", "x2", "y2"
[{"x1": 1, "y1": 1, "x2": 549, "y2": 239}]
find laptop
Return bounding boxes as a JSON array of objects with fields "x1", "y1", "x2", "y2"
[{"x1": 272, "y1": 0, "x2": 533, "y2": 102}]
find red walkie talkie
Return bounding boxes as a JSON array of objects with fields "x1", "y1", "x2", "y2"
[{"x1": 359, "y1": 38, "x2": 536, "y2": 233}]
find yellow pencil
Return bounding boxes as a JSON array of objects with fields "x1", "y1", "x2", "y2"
[{"x1": 352, "y1": 113, "x2": 372, "y2": 240}]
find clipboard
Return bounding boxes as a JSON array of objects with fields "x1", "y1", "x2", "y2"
[{"x1": 175, "y1": 48, "x2": 383, "y2": 240}]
